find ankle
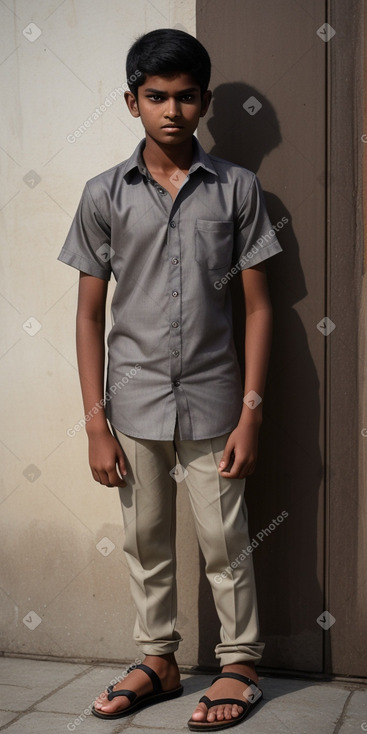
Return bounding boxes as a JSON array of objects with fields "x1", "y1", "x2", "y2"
[
  {"x1": 222, "y1": 661, "x2": 256, "y2": 670},
  {"x1": 222, "y1": 662, "x2": 258, "y2": 683},
  {"x1": 144, "y1": 653, "x2": 177, "y2": 668}
]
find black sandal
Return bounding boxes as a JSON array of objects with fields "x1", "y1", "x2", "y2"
[
  {"x1": 187, "y1": 672, "x2": 263, "y2": 731},
  {"x1": 92, "y1": 662, "x2": 183, "y2": 720}
]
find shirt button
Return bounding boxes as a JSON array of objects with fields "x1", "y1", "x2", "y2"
[
  {"x1": 171, "y1": 321, "x2": 179, "y2": 328},
  {"x1": 172, "y1": 291, "x2": 179, "y2": 297},
  {"x1": 172, "y1": 350, "x2": 180, "y2": 357},
  {"x1": 173, "y1": 380, "x2": 181, "y2": 387},
  {"x1": 171, "y1": 257, "x2": 179, "y2": 265},
  {"x1": 157, "y1": 187, "x2": 166, "y2": 195},
  {"x1": 169, "y1": 221, "x2": 176, "y2": 228}
]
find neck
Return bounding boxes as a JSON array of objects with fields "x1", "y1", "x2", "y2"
[{"x1": 142, "y1": 134, "x2": 194, "y2": 174}]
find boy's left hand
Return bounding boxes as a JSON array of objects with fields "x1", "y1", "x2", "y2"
[{"x1": 218, "y1": 422, "x2": 261, "y2": 479}]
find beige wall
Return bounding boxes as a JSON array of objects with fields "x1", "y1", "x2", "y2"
[{"x1": 0, "y1": 0, "x2": 200, "y2": 665}]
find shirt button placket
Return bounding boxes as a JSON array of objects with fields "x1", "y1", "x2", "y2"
[{"x1": 168, "y1": 219, "x2": 182, "y2": 389}]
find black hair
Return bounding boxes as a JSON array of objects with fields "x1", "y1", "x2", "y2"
[{"x1": 126, "y1": 28, "x2": 211, "y2": 98}]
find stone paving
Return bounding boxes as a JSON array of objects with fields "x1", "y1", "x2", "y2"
[{"x1": 0, "y1": 656, "x2": 366, "y2": 733}]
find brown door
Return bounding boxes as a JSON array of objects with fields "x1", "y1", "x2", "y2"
[{"x1": 197, "y1": 0, "x2": 367, "y2": 677}]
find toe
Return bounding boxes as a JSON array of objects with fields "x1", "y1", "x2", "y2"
[
  {"x1": 229, "y1": 703, "x2": 243, "y2": 719},
  {"x1": 93, "y1": 688, "x2": 130, "y2": 714},
  {"x1": 217, "y1": 704, "x2": 229, "y2": 721},
  {"x1": 207, "y1": 703, "x2": 244, "y2": 722},
  {"x1": 206, "y1": 708, "x2": 216, "y2": 722},
  {"x1": 93, "y1": 690, "x2": 108, "y2": 710},
  {"x1": 207, "y1": 705, "x2": 225, "y2": 722},
  {"x1": 191, "y1": 700, "x2": 245, "y2": 723},
  {"x1": 191, "y1": 702, "x2": 209, "y2": 721},
  {"x1": 223, "y1": 704, "x2": 234, "y2": 720}
]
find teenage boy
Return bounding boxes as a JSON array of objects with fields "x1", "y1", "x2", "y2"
[{"x1": 58, "y1": 28, "x2": 282, "y2": 731}]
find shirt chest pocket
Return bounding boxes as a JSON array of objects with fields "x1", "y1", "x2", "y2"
[{"x1": 195, "y1": 219, "x2": 233, "y2": 270}]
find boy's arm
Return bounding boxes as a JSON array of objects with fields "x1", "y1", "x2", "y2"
[
  {"x1": 76, "y1": 272, "x2": 127, "y2": 487},
  {"x1": 218, "y1": 261, "x2": 273, "y2": 479}
]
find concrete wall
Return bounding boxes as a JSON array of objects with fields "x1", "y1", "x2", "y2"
[{"x1": 0, "y1": 0, "x2": 199, "y2": 665}]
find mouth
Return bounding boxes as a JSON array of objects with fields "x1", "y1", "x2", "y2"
[{"x1": 161, "y1": 125, "x2": 184, "y2": 130}]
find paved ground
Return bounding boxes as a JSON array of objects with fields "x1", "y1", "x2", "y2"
[{"x1": 0, "y1": 656, "x2": 366, "y2": 733}]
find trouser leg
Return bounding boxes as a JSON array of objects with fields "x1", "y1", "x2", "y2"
[
  {"x1": 175, "y1": 431, "x2": 265, "y2": 666},
  {"x1": 112, "y1": 426, "x2": 182, "y2": 656}
]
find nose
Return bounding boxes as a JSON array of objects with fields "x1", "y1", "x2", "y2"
[{"x1": 165, "y1": 97, "x2": 181, "y2": 118}]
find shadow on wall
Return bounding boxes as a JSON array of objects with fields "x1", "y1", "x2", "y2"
[{"x1": 195, "y1": 83, "x2": 324, "y2": 673}]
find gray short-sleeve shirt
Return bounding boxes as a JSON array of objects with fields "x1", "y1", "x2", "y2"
[{"x1": 58, "y1": 137, "x2": 283, "y2": 440}]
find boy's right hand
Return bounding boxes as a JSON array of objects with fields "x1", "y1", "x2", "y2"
[{"x1": 88, "y1": 429, "x2": 128, "y2": 488}]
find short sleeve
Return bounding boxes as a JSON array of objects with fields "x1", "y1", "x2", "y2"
[
  {"x1": 57, "y1": 183, "x2": 112, "y2": 280},
  {"x1": 232, "y1": 174, "x2": 283, "y2": 270}
]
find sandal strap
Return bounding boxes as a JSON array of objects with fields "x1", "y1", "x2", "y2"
[
  {"x1": 199, "y1": 694, "x2": 248, "y2": 710},
  {"x1": 107, "y1": 662, "x2": 162, "y2": 701},
  {"x1": 135, "y1": 663, "x2": 162, "y2": 694},
  {"x1": 211, "y1": 672, "x2": 257, "y2": 688},
  {"x1": 107, "y1": 687, "x2": 136, "y2": 702}
]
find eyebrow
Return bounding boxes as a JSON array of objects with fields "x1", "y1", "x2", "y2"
[{"x1": 144, "y1": 87, "x2": 199, "y2": 94}]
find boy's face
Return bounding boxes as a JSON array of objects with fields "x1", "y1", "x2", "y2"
[{"x1": 124, "y1": 72, "x2": 211, "y2": 146}]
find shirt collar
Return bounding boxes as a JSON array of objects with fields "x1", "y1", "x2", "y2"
[{"x1": 122, "y1": 136, "x2": 218, "y2": 180}]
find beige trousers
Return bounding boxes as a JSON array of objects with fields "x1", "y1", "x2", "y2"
[{"x1": 113, "y1": 418, "x2": 265, "y2": 666}]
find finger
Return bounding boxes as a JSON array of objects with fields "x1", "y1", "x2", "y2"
[
  {"x1": 98, "y1": 469, "x2": 115, "y2": 487},
  {"x1": 107, "y1": 466, "x2": 127, "y2": 488},
  {"x1": 115, "y1": 464, "x2": 127, "y2": 486},
  {"x1": 229, "y1": 458, "x2": 256, "y2": 479},
  {"x1": 218, "y1": 446, "x2": 234, "y2": 473},
  {"x1": 117, "y1": 452, "x2": 128, "y2": 478},
  {"x1": 221, "y1": 455, "x2": 249, "y2": 478},
  {"x1": 112, "y1": 453, "x2": 127, "y2": 486},
  {"x1": 91, "y1": 468, "x2": 103, "y2": 484}
]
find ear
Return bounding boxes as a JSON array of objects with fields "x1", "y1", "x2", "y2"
[
  {"x1": 200, "y1": 90, "x2": 212, "y2": 118},
  {"x1": 124, "y1": 90, "x2": 140, "y2": 118}
]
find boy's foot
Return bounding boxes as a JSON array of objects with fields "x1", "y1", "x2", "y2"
[
  {"x1": 93, "y1": 653, "x2": 180, "y2": 716},
  {"x1": 190, "y1": 662, "x2": 259, "y2": 725}
]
